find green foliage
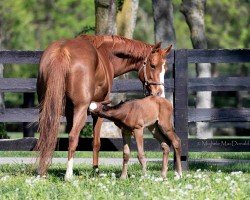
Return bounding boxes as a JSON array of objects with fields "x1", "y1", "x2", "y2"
[
  {"x1": 205, "y1": 1, "x2": 250, "y2": 48},
  {"x1": 80, "y1": 123, "x2": 93, "y2": 137},
  {"x1": 0, "y1": 123, "x2": 9, "y2": 139}
]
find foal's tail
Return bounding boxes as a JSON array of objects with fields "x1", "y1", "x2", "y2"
[{"x1": 36, "y1": 46, "x2": 70, "y2": 175}]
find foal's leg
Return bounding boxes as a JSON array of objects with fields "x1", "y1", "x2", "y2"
[
  {"x1": 92, "y1": 116, "x2": 103, "y2": 172},
  {"x1": 134, "y1": 128, "x2": 147, "y2": 176},
  {"x1": 121, "y1": 131, "x2": 131, "y2": 179},
  {"x1": 158, "y1": 116, "x2": 182, "y2": 178},
  {"x1": 148, "y1": 125, "x2": 171, "y2": 179},
  {"x1": 65, "y1": 104, "x2": 88, "y2": 181}
]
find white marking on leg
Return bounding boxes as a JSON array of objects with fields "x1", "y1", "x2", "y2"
[
  {"x1": 159, "y1": 61, "x2": 166, "y2": 98},
  {"x1": 65, "y1": 158, "x2": 74, "y2": 181},
  {"x1": 89, "y1": 102, "x2": 98, "y2": 111}
]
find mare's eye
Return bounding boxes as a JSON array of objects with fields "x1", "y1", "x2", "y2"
[{"x1": 151, "y1": 64, "x2": 156, "y2": 69}]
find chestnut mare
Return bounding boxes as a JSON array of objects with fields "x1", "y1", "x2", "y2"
[
  {"x1": 89, "y1": 96, "x2": 182, "y2": 179},
  {"x1": 36, "y1": 34, "x2": 172, "y2": 180}
]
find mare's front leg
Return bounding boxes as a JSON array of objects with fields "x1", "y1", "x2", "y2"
[
  {"x1": 121, "y1": 130, "x2": 131, "y2": 179},
  {"x1": 92, "y1": 115, "x2": 104, "y2": 173},
  {"x1": 134, "y1": 128, "x2": 147, "y2": 176}
]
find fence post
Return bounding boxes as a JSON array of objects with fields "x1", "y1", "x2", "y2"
[
  {"x1": 23, "y1": 93, "x2": 35, "y2": 137},
  {"x1": 174, "y1": 49, "x2": 189, "y2": 170}
]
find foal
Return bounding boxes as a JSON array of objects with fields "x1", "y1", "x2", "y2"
[{"x1": 89, "y1": 96, "x2": 182, "y2": 179}]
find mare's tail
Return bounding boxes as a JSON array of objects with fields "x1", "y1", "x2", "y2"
[{"x1": 36, "y1": 46, "x2": 70, "y2": 175}]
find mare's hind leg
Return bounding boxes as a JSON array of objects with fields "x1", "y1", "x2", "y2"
[
  {"x1": 158, "y1": 114, "x2": 182, "y2": 178},
  {"x1": 120, "y1": 130, "x2": 131, "y2": 179},
  {"x1": 65, "y1": 103, "x2": 88, "y2": 181},
  {"x1": 148, "y1": 125, "x2": 171, "y2": 179},
  {"x1": 134, "y1": 128, "x2": 147, "y2": 176}
]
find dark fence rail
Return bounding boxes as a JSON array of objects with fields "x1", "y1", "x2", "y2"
[{"x1": 0, "y1": 49, "x2": 250, "y2": 170}]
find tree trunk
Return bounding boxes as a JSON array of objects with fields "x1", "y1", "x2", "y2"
[
  {"x1": 0, "y1": 19, "x2": 5, "y2": 112},
  {"x1": 152, "y1": 0, "x2": 176, "y2": 103},
  {"x1": 95, "y1": 0, "x2": 116, "y2": 35},
  {"x1": 116, "y1": 0, "x2": 139, "y2": 39},
  {"x1": 95, "y1": 0, "x2": 121, "y2": 137},
  {"x1": 181, "y1": 0, "x2": 213, "y2": 139},
  {"x1": 94, "y1": 0, "x2": 139, "y2": 138},
  {"x1": 152, "y1": 0, "x2": 176, "y2": 48}
]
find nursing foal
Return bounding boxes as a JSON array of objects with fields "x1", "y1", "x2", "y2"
[{"x1": 89, "y1": 96, "x2": 182, "y2": 179}]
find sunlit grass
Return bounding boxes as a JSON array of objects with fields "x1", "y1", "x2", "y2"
[{"x1": 0, "y1": 162, "x2": 249, "y2": 200}]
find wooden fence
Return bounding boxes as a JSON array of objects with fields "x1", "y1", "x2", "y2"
[{"x1": 0, "y1": 49, "x2": 250, "y2": 169}]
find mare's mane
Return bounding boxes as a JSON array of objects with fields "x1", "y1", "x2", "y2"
[{"x1": 78, "y1": 34, "x2": 152, "y2": 60}]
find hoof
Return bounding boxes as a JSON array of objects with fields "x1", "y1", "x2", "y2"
[
  {"x1": 174, "y1": 171, "x2": 182, "y2": 180},
  {"x1": 120, "y1": 174, "x2": 127, "y2": 180},
  {"x1": 92, "y1": 166, "x2": 100, "y2": 176},
  {"x1": 65, "y1": 172, "x2": 74, "y2": 182}
]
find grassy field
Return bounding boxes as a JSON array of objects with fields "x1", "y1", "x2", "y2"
[
  {"x1": 1, "y1": 134, "x2": 250, "y2": 199},
  {"x1": 0, "y1": 151, "x2": 250, "y2": 160},
  {"x1": 0, "y1": 161, "x2": 249, "y2": 200},
  {"x1": 0, "y1": 151, "x2": 250, "y2": 199}
]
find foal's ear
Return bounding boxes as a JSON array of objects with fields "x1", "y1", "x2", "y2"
[
  {"x1": 162, "y1": 44, "x2": 172, "y2": 56},
  {"x1": 152, "y1": 42, "x2": 162, "y2": 53}
]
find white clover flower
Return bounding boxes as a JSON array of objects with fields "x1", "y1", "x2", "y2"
[
  {"x1": 111, "y1": 173, "x2": 116, "y2": 179},
  {"x1": 98, "y1": 182, "x2": 103, "y2": 187},
  {"x1": 130, "y1": 174, "x2": 135, "y2": 178},
  {"x1": 231, "y1": 171, "x2": 243, "y2": 175},
  {"x1": 215, "y1": 178, "x2": 221, "y2": 183},
  {"x1": 154, "y1": 177, "x2": 163, "y2": 182},
  {"x1": 0, "y1": 175, "x2": 10, "y2": 181},
  {"x1": 225, "y1": 176, "x2": 231, "y2": 181},
  {"x1": 143, "y1": 192, "x2": 148, "y2": 197},
  {"x1": 194, "y1": 173, "x2": 203, "y2": 179},
  {"x1": 95, "y1": 168, "x2": 99, "y2": 173},
  {"x1": 185, "y1": 184, "x2": 193, "y2": 190},
  {"x1": 217, "y1": 170, "x2": 221, "y2": 173},
  {"x1": 99, "y1": 173, "x2": 107, "y2": 178},
  {"x1": 72, "y1": 180, "x2": 79, "y2": 187},
  {"x1": 186, "y1": 174, "x2": 192, "y2": 178},
  {"x1": 169, "y1": 188, "x2": 175, "y2": 192},
  {"x1": 196, "y1": 169, "x2": 201, "y2": 172}
]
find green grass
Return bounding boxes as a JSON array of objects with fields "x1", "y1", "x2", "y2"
[
  {"x1": 0, "y1": 162, "x2": 249, "y2": 200},
  {"x1": 0, "y1": 151, "x2": 250, "y2": 160}
]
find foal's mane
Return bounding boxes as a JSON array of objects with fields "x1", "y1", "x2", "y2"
[
  {"x1": 103, "y1": 100, "x2": 126, "y2": 111},
  {"x1": 79, "y1": 34, "x2": 152, "y2": 60}
]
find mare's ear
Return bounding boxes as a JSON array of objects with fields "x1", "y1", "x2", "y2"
[
  {"x1": 101, "y1": 99, "x2": 112, "y2": 105},
  {"x1": 162, "y1": 44, "x2": 172, "y2": 56},
  {"x1": 152, "y1": 42, "x2": 162, "y2": 53}
]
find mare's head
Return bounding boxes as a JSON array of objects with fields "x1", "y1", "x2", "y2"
[{"x1": 138, "y1": 43, "x2": 172, "y2": 97}]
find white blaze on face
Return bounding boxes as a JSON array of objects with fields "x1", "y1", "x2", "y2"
[
  {"x1": 89, "y1": 102, "x2": 98, "y2": 111},
  {"x1": 159, "y1": 61, "x2": 166, "y2": 97}
]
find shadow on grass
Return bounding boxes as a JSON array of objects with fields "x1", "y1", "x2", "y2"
[{"x1": 0, "y1": 160, "x2": 249, "y2": 179}]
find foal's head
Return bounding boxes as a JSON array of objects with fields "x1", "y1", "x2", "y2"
[{"x1": 138, "y1": 43, "x2": 172, "y2": 97}]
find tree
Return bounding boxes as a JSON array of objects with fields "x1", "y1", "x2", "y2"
[
  {"x1": 95, "y1": 0, "x2": 116, "y2": 35},
  {"x1": 180, "y1": 0, "x2": 213, "y2": 138},
  {"x1": 152, "y1": 0, "x2": 176, "y2": 48},
  {"x1": 94, "y1": 0, "x2": 139, "y2": 138},
  {"x1": 116, "y1": 0, "x2": 139, "y2": 38},
  {"x1": 152, "y1": 0, "x2": 176, "y2": 103}
]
